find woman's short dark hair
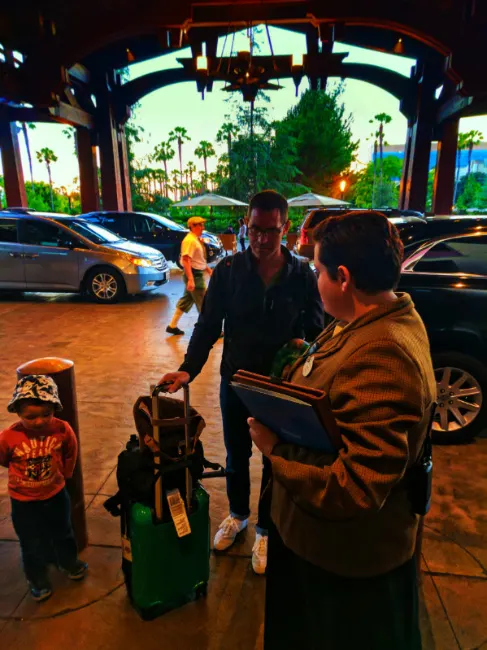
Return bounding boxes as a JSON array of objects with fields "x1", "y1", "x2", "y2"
[
  {"x1": 249, "y1": 190, "x2": 288, "y2": 224},
  {"x1": 314, "y1": 211, "x2": 404, "y2": 293}
]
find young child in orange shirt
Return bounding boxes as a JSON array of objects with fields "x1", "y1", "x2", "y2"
[{"x1": 0, "y1": 375, "x2": 88, "y2": 601}]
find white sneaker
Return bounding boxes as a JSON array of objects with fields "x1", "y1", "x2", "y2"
[
  {"x1": 213, "y1": 515, "x2": 248, "y2": 551},
  {"x1": 252, "y1": 533, "x2": 268, "y2": 575}
]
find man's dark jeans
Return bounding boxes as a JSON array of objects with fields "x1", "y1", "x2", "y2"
[
  {"x1": 220, "y1": 379, "x2": 271, "y2": 534},
  {"x1": 11, "y1": 487, "x2": 78, "y2": 588}
]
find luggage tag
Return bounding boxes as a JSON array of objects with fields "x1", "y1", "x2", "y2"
[{"x1": 166, "y1": 488, "x2": 192, "y2": 537}]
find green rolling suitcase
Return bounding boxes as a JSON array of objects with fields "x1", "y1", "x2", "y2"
[
  {"x1": 123, "y1": 485, "x2": 210, "y2": 619},
  {"x1": 121, "y1": 384, "x2": 212, "y2": 620}
]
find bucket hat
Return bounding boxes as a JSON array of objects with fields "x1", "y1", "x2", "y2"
[{"x1": 8, "y1": 375, "x2": 62, "y2": 413}]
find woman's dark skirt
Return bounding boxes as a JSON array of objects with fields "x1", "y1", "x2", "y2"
[{"x1": 265, "y1": 521, "x2": 422, "y2": 650}]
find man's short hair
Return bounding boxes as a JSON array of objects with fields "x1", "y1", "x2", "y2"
[
  {"x1": 314, "y1": 211, "x2": 405, "y2": 294},
  {"x1": 248, "y1": 190, "x2": 288, "y2": 224}
]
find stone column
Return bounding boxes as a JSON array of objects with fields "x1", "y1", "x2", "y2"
[
  {"x1": 117, "y1": 126, "x2": 132, "y2": 211},
  {"x1": 399, "y1": 121, "x2": 414, "y2": 210},
  {"x1": 432, "y1": 118, "x2": 459, "y2": 215},
  {"x1": 0, "y1": 121, "x2": 28, "y2": 207},
  {"x1": 401, "y1": 64, "x2": 439, "y2": 213},
  {"x1": 77, "y1": 127, "x2": 100, "y2": 213},
  {"x1": 98, "y1": 97, "x2": 124, "y2": 211}
]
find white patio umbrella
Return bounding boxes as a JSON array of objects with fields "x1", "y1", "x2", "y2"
[
  {"x1": 173, "y1": 193, "x2": 248, "y2": 207},
  {"x1": 287, "y1": 192, "x2": 350, "y2": 208}
]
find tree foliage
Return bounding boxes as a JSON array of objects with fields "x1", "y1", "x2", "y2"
[
  {"x1": 456, "y1": 175, "x2": 485, "y2": 211},
  {"x1": 0, "y1": 177, "x2": 81, "y2": 214},
  {"x1": 349, "y1": 156, "x2": 403, "y2": 209},
  {"x1": 274, "y1": 86, "x2": 357, "y2": 193},
  {"x1": 120, "y1": 84, "x2": 359, "y2": 226}
]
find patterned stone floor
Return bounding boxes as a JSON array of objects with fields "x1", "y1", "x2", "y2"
[{"x1": 0, "y1": 272, "x2": 486, "y2": 649}]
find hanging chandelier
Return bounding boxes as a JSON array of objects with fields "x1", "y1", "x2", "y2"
[
  {"x1": 221, "y1": 47, "x2": 282, "y2": 102},
  {"x1": 177, "y1": 22, "x2": 348, "y2": 102},
  {"x1": 182, "y1": 23, "x2": 284, "y2": 103}
]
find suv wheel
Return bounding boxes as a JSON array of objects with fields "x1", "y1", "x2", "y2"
[
  {"x1": 432, "y1": 351, "x2": 487, "y2": 444},
  {"x1": 86, "y1": 267, "x2": 126, "y2": 304}
]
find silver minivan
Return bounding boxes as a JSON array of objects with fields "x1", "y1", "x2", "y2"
[{"x1": 0, "y1": 211, "x2": 169, "y2": 303}]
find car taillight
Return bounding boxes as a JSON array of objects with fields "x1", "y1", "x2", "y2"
[{"x1": 299, "y1": 229, "x2": 309, "y2": 246}]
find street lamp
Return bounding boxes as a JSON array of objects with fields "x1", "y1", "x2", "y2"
[{"x1": 339, "y1": 179, "x2": 347, "y2": 200}]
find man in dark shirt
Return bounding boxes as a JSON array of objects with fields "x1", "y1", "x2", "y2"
[{"x1": 161, "y1": 190, "x2": 324, "y2": 574}]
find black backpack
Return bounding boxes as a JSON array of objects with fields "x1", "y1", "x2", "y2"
[{"x1": 104, "y1": 394, "x2": 224, "y2": 519}]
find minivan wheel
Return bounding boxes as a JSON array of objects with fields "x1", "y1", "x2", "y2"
[
  {"x1": 86, "y1": 267, "x2": 126, "y2": 304},
  {"x1": 432, "y1": 351, "x2": 487, "y2": 444}
]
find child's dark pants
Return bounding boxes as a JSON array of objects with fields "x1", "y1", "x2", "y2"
[{"x1": 11, "y1": 487, "x2": 78, "y2": 588}]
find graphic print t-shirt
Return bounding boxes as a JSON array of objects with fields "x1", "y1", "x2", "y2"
[{"x1": 0, "y1": 418, "x2": 78, "y2": 501}]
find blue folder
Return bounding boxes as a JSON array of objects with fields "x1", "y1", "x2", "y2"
[{"x1": 231, "y1": 381, "x2": 338, "y2": 453}]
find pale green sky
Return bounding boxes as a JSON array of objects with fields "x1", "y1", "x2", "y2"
[{"x1": 4, "y1": 26, "x2": 487, "y2": 191}]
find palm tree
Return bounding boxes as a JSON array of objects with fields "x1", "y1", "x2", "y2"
[
  {"x1": 455, "y1": 132, "x2": 470, "y2": 203},
  {"x1": 36, "y1": 147, "x2": 58, "y2": 210},
  {"x1": 207, "y1": 172, "x2": 217, "y2": 192},
  {"x1": 19, "y1": 122, "x2": 36, "y2": 186},
  {"x1": 162, "y1": 170, "x2": 170, "y2": 198},
  {"x1": 152, "y1": 140, "x2": 175, "y2": 197},
  {"x1": 134, "y1": 168, "x2": 149, "y2": 197},
  {"x1": 186, "y1": 161, "x2": 196, "y2": 195},
  {"x1": 464, "y1": 129, "x2": 483, "y2": 178},
  {"x1": 370, "y1": 113, "x2": 392, "y2": 207},
  {"x1": 168, "y1": 127, "x2": 191, "y2": 188},
  {"x1": 215, "y1": 159, "x2": 229, "y2": 188},
  {"x1": 153, "y1": 169, "x2": 166, "y2": 196},
  {"x1": 171, "y1": 169, "x2": 181, "y2": 201},
  {"x1": 194, "y1": 140, "x2": 216, "y2": 190},
  {"x1": 216, "y1": 122, "x2": 240, "y2": 159}
]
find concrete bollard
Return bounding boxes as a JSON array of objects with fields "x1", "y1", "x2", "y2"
[{"x1": 16, "y1": 357, "x2": 88, "y2": 551}]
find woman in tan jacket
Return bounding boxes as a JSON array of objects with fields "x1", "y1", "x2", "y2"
[{"x1": 249, "y1": 211, "x2": 436, "y2": 650}]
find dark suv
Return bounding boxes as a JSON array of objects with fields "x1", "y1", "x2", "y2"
[
  {"x1": 81, "y1": 211, "x2": 225, "y2": 267},
  {"x1": 401, "y1": 215, "x2": 487, "y2": 255},
  {"x1": 296, "y1": 207, "x2": 426, "y2": 259},
  {"x1": 399, "y1": 225, "x2": 487, "y2": 443}
]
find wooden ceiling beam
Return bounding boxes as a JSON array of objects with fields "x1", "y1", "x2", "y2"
[{"x1": 0, "y1": 101, "x2": 94, "y2": 128}]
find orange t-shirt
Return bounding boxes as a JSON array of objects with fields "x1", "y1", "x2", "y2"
[{"x1": 0, "y1": 418, "x2": 78, "y2": 501}]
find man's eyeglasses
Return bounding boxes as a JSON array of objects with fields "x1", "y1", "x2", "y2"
[{"x1": 248, "y1": 223, "x2": 286, "y2": 239}]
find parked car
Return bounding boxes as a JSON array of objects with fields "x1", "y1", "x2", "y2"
[
  {"x1": 295, "y1": 207, "x2": 426, "y2": 259},
  {"x1": 401, "y1": 215, "x2": 487, "y2": 255},
  {"x1": 0, "y1": 211, "x2": 169, "y2": 303},
  {"x1": 399, "y1": 226, "x2": 487, "y2": 443},
  {"x1": 81, "y1": 211, "x2": 225, "y2": 267}
]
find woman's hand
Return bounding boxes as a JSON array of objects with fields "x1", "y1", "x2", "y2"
[{"x1": 248, "y1": 418, "x2": 279, "y2": 458}]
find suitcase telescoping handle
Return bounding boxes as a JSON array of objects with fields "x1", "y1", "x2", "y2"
[{"x1": 151, "y1": 382, "x2": 193, "y2": 519}]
